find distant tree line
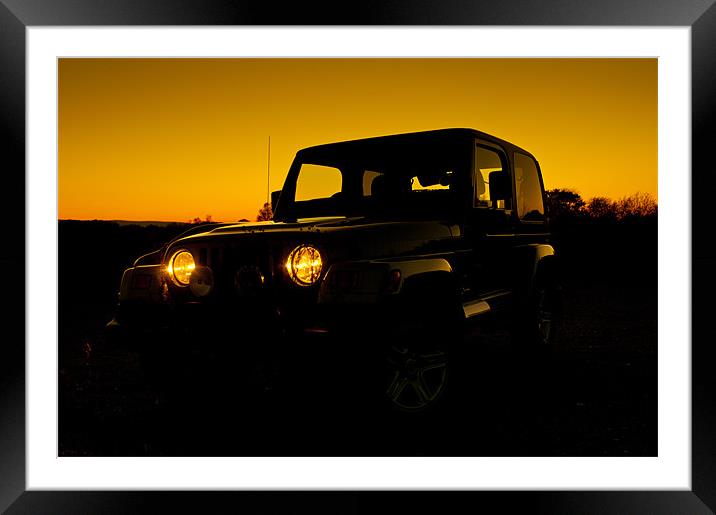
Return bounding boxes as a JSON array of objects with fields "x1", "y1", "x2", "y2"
[
  {"x1": 546, "y1": 189, "x2": 657, "y2": 224},
  {"x1": 188, "y1": 214, "x2": 213, "y2": 224},
  {"x1": 202, "y1": 189, "x2": 657, "y2": 226},
  {"x1": 186, "y1": 207, "x2": 271, "y2": 224}
]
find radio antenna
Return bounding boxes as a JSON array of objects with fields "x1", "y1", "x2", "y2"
[{"x1": 266, "y1": 136, "x2": 271, "y2": 205}]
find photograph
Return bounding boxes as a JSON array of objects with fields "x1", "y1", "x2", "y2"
[{"x1": 57, "y1": 57, "x2": 658, "y2": 458}]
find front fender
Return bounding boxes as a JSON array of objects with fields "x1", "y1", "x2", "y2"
[
  {"x1": 117, "y1": 264, "x2": 166, "y2": 304},
  {"x1": 106, "y1": 264, "x2": 168, "y2": 334}
]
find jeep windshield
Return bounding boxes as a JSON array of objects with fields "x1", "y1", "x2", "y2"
[{"x1": 275, "y1": 138, "x2": 469, "y2": 222}]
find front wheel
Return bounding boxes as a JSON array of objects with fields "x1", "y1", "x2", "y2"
[
  {"x1": 377, "y1": 285, "x2": 462, "y2": 414},
  {"x1": 383, "y1": 342, "x2": 449, "y2": 412}
]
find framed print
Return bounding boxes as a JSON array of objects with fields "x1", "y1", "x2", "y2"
[{"x1": 1, "y1": 0, "x2": 714, "y2": 513}]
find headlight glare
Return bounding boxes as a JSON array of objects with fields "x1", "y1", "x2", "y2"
[
  {"x1": 286, "y1": 244, "x2": 323, "y2": 286},
  {"x1": 169, "y1": 250, "x2": 195, "y2": 286}
]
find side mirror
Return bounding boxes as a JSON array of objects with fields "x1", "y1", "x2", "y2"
[
  {"x1": 488, "y1": 171, "x2": 510, "y2": 201},
  {"x1": 270, "y1": 190, "x2": 282, "y2": 213}
]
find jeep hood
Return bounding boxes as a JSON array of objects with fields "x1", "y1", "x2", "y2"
[{"x1": 170, "y1": 216, "x2": 460, "y2": 261}]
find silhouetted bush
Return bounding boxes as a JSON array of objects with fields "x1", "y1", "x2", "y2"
[
  {"x1": 613, "y1": 192, "x2": 658, "y2": 220},
  {"x1": 586, "y1": 197, "x2": 617, "y2": 221},
  {"x1": 256, "y1": 202, "x2": 273, "y2": 221},
  {"x1": 189, "y1": 215, "x2": 213, "y2": 224},
  {"x1": 545, "y1": 189, "x2": 586, "y2": 221}
]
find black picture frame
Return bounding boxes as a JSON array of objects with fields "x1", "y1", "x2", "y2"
[{"x1": 1, "y1": 1, "x2": 713, "y2": 513}]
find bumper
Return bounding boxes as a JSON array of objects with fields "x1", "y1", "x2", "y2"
[{"x1": 106, "y1": 293, "x2": 402, "y2": 345}]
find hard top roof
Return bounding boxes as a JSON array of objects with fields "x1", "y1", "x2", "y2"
[{"x1": 296, "y1": 128, "x2": 536, "y2": 161}]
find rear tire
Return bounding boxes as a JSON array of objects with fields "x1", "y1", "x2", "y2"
[{"x1": 511, "y1": 273, "x2": 561, "y2": 351}]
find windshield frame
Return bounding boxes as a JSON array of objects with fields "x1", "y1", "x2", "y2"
[{"x1": 274, "y1": 138, "x2": 473, "y2": 222}]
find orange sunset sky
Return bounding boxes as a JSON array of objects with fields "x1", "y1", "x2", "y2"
[{"x1": 58, "y1": 58, "x2": 657, "y2": 222}]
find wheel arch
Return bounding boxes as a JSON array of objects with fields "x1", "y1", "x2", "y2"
[
  {"x1": 395, "y1": 259, "x2": 462, "y2": 323},
  {"x1": 512, "y1": 243, "x2": 557, "y2": 297},
  {"x1": 393, "y1": 258, "x2": 458, "y2": 298}
]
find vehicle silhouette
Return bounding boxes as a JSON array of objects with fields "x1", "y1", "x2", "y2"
[{"x1": 107, "y1": 128, "x2": 560, "y2": 412}]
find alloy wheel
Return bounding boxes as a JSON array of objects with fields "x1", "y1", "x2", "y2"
[{"x1": 384, "y1": 345, "x2": 448, "y2": 412}]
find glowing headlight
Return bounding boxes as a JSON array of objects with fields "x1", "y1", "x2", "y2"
[
  {"x1": 286, "y1": 244, "x2": 323, "y2": 286},
  {"x1": 167, "y1": 250, "x2": 195, "y2": 286}
]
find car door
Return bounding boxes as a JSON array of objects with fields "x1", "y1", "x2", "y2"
[{"x1": 462, "y1": 140, "x2": 517, "y2": 304}]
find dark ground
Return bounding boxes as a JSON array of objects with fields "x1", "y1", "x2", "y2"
[{"x1": 58, "y1": 219, "x2": 657, "y2": 457}]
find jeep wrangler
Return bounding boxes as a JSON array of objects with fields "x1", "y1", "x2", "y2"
[{"x1": 107, "y1": 128, "x2": 559, "y2": 412}]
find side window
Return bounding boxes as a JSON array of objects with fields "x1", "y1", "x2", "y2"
[
  {"x1": 295, "y1": 164, "x2": 342, "y2": 201},
  {"x1": 475, "y1": 145, "x2": 509, "y2": 209},
  {"x1": 362, "y1": 170, "x2": 384, "y2": 196},
  {"x1": 514, "y1": 153, "x2": 545, "y2": 221},
  {"x1": 410, "y1": 170, "x2": 454, "y2": 191},
  {"x1": 362, "y1": 168, "x2": 454, "y2": 197}
]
